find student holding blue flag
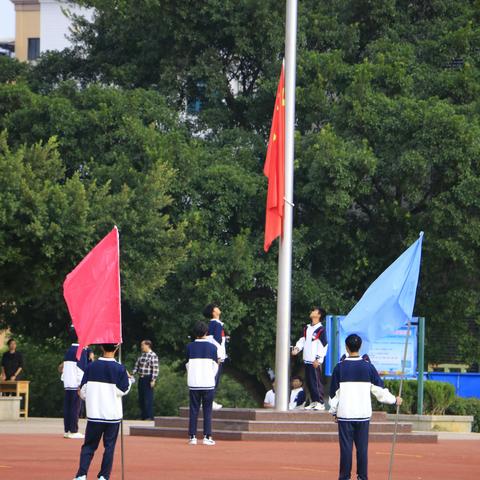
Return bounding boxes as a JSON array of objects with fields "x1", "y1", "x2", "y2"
[{"x1": 330, "y1": 334, "x2": 402, "y2": 480}]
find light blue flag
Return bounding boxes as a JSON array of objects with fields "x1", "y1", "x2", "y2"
[{"x1": 341, "y1": 232, "x2": 424, "y2": 351}]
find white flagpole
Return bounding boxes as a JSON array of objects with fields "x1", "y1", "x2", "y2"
[{"x1": 275, "y1": 0, "x2": 298, "y2": 411}]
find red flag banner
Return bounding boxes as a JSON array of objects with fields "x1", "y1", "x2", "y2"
[
  {"x1": 64, "y1": 226, "x2": 122, "y2": 359},
  {"x1": 263, "y1": 64, "x2": 285, "y2": 252}
]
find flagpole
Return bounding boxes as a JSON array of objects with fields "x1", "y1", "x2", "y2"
[
  {"x1": 117, "y1": 227, "x2": 125, "y2": 480},
  {"x1": 119, "y1": 344, "x2": 125, "y2": 480},
  {"x1": 387, "y1": 320, "x2": 411, "y2": 480},
  {"x1": 275, "y1": 0, "x2": 298, "y2": 412}
]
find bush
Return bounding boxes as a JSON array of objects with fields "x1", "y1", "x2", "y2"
[
  {"x1": 123, "y1": 361, "x2": 189, "y2": 419},
  {"x1": 5, "y1": 335, "x2": 257, "y2": 419},
  {"x1": 122, "y1": 353, "x2": 257, "y2": 418},
  {"x1": 446, "y1": 397, "x2": 480, "y2": 433},
  {"x1": 372, "y1": 379, "x2": 455, "y2": 415}
]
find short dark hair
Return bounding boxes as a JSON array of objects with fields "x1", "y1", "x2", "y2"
[
  {"x1": 142, "y1": 340, "x2": 153, "y2": 348},
  {"x1": 291, "y1": 375, "x2": 303, "y2": 385},
  {"x1": 311, "y1": 306, "x2": 326, "y2": 320},
  {"x1": 193, "y1": 321, "x2": 209, "y2": 338},
  {"x1": 202, "y1": 303, "x2": 219, "y2": 319},
  {"x1": 7, "y1": 338, "x2": 15, "y2": 346},
  {"x1": 101, "y1": 343, "x2": 118, "y2": 352},
  {"x1": 345, "y1": 334, "x2": 362, "y2": 353}
]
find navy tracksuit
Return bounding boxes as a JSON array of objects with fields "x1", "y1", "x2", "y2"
[
  {"x1": 75, "y1": 357, "x2": 132, "y2": 480},
  {"x1": 186, "y1": 339, "x2": 219, "y2": 438},
  {"x1": 329, "y1": 356, "x2": 397, "y2": 480},
  {"x1": 62, "y1": 344, "x2": 90, "y2": 434}
]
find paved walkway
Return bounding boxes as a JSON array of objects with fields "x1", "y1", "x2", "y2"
[{"x1": 0, "y1": 417, "x2": 152, "y2": 435}]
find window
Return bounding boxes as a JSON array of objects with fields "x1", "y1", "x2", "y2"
[{"x1": 27, "y1": 38, "x2": 40, "y2": 61}]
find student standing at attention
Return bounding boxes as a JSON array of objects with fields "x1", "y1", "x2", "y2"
[
  {"x1": 329, "y1": 334, "x2": 402, "y2": 480},
  {"x1": 291, "y1": 306, "x2": 328, "y2": 410},
  {"x1": 60, "y1": 326, "x2": 92, "y2": 439},
  {"x1": 203, "y1": 303, "x2": 226, "y2": 410},
  {"x1": 186, "y1": 321, "x2": 219, "y2": 446},
  {"x1": 73, "y1": 343, "x2": 133, "y2": 480}
]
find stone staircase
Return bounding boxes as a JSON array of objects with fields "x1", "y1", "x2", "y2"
[{"x1": 129, "y1": 408, "x2": 438, "y2": 443}]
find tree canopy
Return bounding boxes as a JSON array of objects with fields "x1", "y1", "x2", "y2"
[{"x1": 1, "y1": 0, "x2": 480, "y2": 398}]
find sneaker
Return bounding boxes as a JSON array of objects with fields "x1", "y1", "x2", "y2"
[
  {"x1": 68, "y1": 432, "x2": 85, "y2": 439},
  {"x1": 64, "y1": 432, "x2": 70, "y2": 438},
  {"x1": 188, "y1": 436, "x2": 197, "y2": 445},
  {"x1": 99, "y1": 477, "x2": 107, "y2": 480},
  {"x1": 203, "y1": 436, "x2": 216, "y2": 446},
  {"x1": 73, "y1": 476, "x2": 86, "y2": 480},
  {"x1": 313, "y1": 403, "x2": 325, "y2": 411},
  {"x1": 305, "y1": 402, "x2": 317, "y2": 410},
  {"x1": 212, "y1": 401, "x2": 223, "y2": 410}
]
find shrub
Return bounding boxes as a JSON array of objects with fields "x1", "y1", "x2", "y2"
[
  {"x1": 372, "y1": 379, "x2": 455, "y2": 415},
  {"x1": 446, "y1": 397, "x2": 480, "y2": 433}
]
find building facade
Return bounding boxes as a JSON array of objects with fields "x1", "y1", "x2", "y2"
[{"x1": 10, "y1": 0, "x2": 93, "y2": 61}]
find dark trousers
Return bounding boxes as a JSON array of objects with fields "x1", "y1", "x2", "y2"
[
  {"x1": 138, "y1": 375, "x2": 154, "y2": 420},
  {"x1": 76, "y1": 421, "x2": 120, "y2": 480},
  {"x1": 215, "y1": 362, "x2": 223, "y2": 390},
  {"x1": 189, "y1": 389, "x2": 214, "y2": 437},
  {"x1": 64, "y1": 389, "x2": 81, "y2": 433},
  {"x1": 338, "y1": 420, "x2": 370, "y2": 480},
  {"x1": 305, "y1": 363, "x2": 324, "y2": 403}
]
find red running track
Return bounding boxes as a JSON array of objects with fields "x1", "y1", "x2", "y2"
[{"x1": 1, "y1": 435, "x2": 479, "y2": 480}]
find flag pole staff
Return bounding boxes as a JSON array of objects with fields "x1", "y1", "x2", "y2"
[
  {"x1": 387, "y1": 319, "x2": 411, "y2": 480},
  {"x1": 275, "y1": 0, "x2": 298, "y2": 412},
  {"x1": 117, "y1": 227, "x2": 125, "y2": 480},
  {"x1": 119, "y1": 344, "x2": 125, "y2": 480}
]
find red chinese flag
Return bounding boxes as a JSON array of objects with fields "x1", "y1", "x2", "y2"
[
  {"x1": 63, "y1": 226, "x2": 122, "y2": 359},
  {"x1": 263, "y1": 65, "x2": 285, "y2": 252}
]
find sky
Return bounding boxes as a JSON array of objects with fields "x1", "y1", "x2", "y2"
[{"x1": 0, "y1": 0, "x2": 15, "y2": 40}]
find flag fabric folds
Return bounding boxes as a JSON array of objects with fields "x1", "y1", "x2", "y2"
[
  {"x1": 263, "y1": 64, "x2": 285, "y2": 252},
  {"x1": 341, "y1": 233, "x2": 424, "y2": 349},
  {"x1": 64, "y1": 226, "x2": 122, "y2": 359}
]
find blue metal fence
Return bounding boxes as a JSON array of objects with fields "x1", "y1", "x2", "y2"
[{"x1": 427, "y1": 372, "x2": 480, "y2": 399}]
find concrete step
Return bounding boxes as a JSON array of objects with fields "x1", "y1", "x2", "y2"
[
  {"x1": 154, "y1": 416, "x2": 412, "y2": 433},
  {"x1": 130, "y1": 426, "x2": 437, "y2": 443},
  {"x1": 177, "y1": 407, "x2": 388, "y2": 422}
]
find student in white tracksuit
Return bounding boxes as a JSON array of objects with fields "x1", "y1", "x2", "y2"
[{"x1": 292, "y1": 306, "x2": 328, "y2": 410}]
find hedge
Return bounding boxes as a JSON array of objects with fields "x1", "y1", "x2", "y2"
[
  {"x1": 446, "y1": 397, "x2": 480, "y2": 433},
  {"x1": 372, "y1": 379, "x2": 455, "y2": 415}
]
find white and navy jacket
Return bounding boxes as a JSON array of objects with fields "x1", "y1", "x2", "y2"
[
  {"x1": 207, "y1": 319, "x2": 227, "y2": 361},
  {"x1": 329, "y1": 356, "x2": 396, "y2": 422},
  {"x1": 289, "y1": 387, "x2": 306, "y2": 410},
  {"x1": 294, "y1": 323, "x2": 328, "y2": 364},
  {"x1": 62, "y1": 344, "x2": 91, "y2": 390},
  {"x1": 79, "y1": 357, "x2": 132, "y2": 423},
  {"x1": 186, "y1": 339, "x2": 219, "y2": 390}
]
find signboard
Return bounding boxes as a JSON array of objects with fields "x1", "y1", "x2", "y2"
[{"x1": 325, "y1": 316, "x2": 418, "y2": 377}]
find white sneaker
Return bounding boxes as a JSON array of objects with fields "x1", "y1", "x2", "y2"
[
  {"x1": 203, "y1": 436, "x2": 216, "y2": 446},
  {"x1": 64, "y1": 432, "x2": 70, "y2": 438},
  {"x1": 212, "y1": 401, "x2": 223, "y2": 410},
  {"x1": 68, "y1": 432, "x2": 85, "y2": 439},
  {"x1": 99, "y1": 477, "x2": 107, "y2": 480},
  {"x1": 305, "y1": 402, "x2": 317, "y2": 410},
  {"x1": 73, "y1": 476, "x2": 86, "y2": 480},
  {"x1": 313, "y1": 403, "x2": 325, "y2": 411},
  {"x1": 188, "y1": 436, "x2": 197, "y2": 445}
]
